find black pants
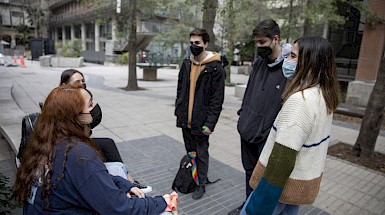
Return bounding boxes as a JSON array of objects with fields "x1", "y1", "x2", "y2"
[
  {"x1": 92, "y1": 138, "x2": 123, "y2": 163},
  {"x1": 241, "y1": 137, "x2": 266, "y2": 199},
  {"x1": 182, "y1": 128, "x2": 209, "y2": 185}
]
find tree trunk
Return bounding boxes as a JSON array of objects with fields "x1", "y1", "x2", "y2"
[
  {"x1": 286, "y1": 0, "x2": 294, "y2": 43},
  {"x1": 202, "y1": 0, "x2": 218, "y2": 51},
  {"x1": 179, "y1": 41, "x2": 184, "y2": 67},
  {"x1": 225, "y1": 0, "x2": 233, "y2": 84},
  {"x1": 125, "y1": 0, "x2": 138, "y2": 91},
  {"x1": 353, "y1": 43, "x2": 385, "y2": 158},
  {"x1": 34, "y1": 7, "x2": 38, "y2": 38},
  {"x1": 303, "y1": 0, "x2": 313, "y2": 37}
]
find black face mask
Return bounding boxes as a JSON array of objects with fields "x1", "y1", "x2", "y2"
[
  {"x1": 89, "y1": 103, "x2": 102, "y2": 129},
  {"x1": 190, "y1": 44, "x2": 204, "y2": 56},
  {"x1": 257, "y1": 39, "x2": 274, "y2": 58}
]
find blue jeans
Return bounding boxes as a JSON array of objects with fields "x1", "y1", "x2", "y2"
[{"x1": 240, "y1": 191, "x2": 300, "y2": 215}]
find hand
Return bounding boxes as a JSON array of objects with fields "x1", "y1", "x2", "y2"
[
  {"x1": 163, "y1": 194, "x2": 170, "y2": 205},
  {"x1": 128, "y1": 187, "x2": 145, "y2": 198},
  {"x1": 203, "y1": 127, "x2": 212, "y2": 135}
]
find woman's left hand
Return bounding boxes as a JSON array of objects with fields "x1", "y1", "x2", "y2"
[{"x1": 127, "y1": 187, "x2": 145, "y2": 198}]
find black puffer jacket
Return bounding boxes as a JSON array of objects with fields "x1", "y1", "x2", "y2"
[
  {"x1": 175, "y1": 57, "x2": 225, "y2": 135},
  {"x1": 237, "y1": 43, "x2": 292, "y2": 144}
]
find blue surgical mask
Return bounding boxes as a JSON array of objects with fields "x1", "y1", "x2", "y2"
[{"x1": 282, "y1": 58, "x2": 297, "y2": 79}]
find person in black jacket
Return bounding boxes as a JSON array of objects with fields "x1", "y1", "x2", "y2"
[
  {"x1": 174, "y1": 28, "x2": 225, "y2": 200},
  {"x1": 228, "y1": 19, "x2": 292, "y2": 215}
]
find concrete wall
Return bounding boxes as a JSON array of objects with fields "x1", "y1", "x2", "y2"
[{"x1": 345, "y1": 81, "x2": 375, "y2": 107}]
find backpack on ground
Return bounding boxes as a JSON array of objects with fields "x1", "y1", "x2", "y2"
[
  {"x1": 172, "y1": 154, "x2": 196, "y2": 194},
  {"x1": 17, "y1": 112, "x2": 40, "y2": 161}
]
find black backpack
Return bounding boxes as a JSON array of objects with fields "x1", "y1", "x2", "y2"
[
  {"x1": 172, "y1": 154, "x2": 196, "y2": 194},
  {"x1": 17, "y1": 112, "x2": 40, "y2": 161}
]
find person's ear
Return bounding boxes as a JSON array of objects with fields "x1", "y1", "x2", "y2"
[
  {"x1": 274, "y1": 35, "x2": 279, "y2": 44},
  {"x1": 204, "y1": 42, "x2": 209, "y2": 49}
]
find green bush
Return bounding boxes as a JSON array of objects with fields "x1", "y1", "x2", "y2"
[
  {"x1": 116, "y1": 52, "x2": 129, "y2": 65},
  {"x1": 61, "y1": 39, "x2": 82, "y2": 58},
  {"x1": 0, "y1": 172, "x2": 16, "y2": 214}
]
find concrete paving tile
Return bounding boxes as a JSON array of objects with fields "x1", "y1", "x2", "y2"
[
  {"x1": 339, "y1": 188, "x2": 357, "y2": 201},
  {"x1": 366, "y1": 198, "x2": 381, "y2": 214},
  {"x1": 360, "y1": 181, "x2": 377, "y2": 194},
  {"x1": 344, "y1": 176, "x2": 361, "y2": 188},
  {"x1": 334, "y1": 203, "x2": 353, "y2": 215},
  {"x1": 365, "y1": 172, "x2": 380, "y2": 182},
  {"x1": 375, "y1": 186, "x2": 385, "y2": 199},
  {"x1": 305, "y1": 207, "x2": 322, "y2": 215},
  {"x1": 299, "y1": 205, "x2": 313, "y2": 214},
  {"x1": 334, "y1": 185, "x2": 350, "y2": 197},
  {"x1": 367, "y1": 184, "x2": 384, "y2": 196},
  {"x1": 355, "y1": 194, "x2": 372, "y2": 208},
  {"x1": 326, "y1": 183, "x2": 343, "y2": 195},
  {"x1": 356, "y1": 168, "x2": 370, "y2": 180},
  {"x1": 371, "y1": 174, "x2": 385, "y2": 185},
  {"x1": 315, "y1": 194, "x2": 337, "y2": 212},
  {"x1": 317, "y1": 212, "x2": 330, "y2": 215},
  {"x1": 372, "y1": 200, "x2": 385, "y2": 215},
  {"x1": 348, "y1": 191, "x2": 366, "y2": 204},
  {"x1": 355, "y1": 179, "x2": 369, "y2": 190},
  {"x1": 325, "y1": 198, "x2": 345, "y2": 213}
]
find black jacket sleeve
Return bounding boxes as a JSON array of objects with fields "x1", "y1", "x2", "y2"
[
  {"x1": 175, "y1": 61, "x2": 186, "y2": 116},
  {"x1": 205, "y1": 62, "x2": 225, "y2": 131}
]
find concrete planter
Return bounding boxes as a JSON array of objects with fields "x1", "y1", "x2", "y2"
[
  {"x1": 39, "y1": 56, "x2": 83, "y2": 67},
  {"x1": 51, "y1": 57, "x2": 83, "y2": 67},
  {"x1": 235, "y1": 84, "x2": 247, "y2": 98}
]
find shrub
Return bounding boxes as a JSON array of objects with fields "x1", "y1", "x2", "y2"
[
  {"x1": 61, "y1": 39, "x2": 82, "y2": 58},
  {"x1": 0, "y1": 172, "x2": 16, "y2": 214},
  {"x1": 116, "y1": 52, "x2": 129, "y2": 65}
]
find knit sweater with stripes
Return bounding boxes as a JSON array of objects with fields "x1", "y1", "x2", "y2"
[{"x1": 246, "y1": 86, "x2": 333, "y2": 215}]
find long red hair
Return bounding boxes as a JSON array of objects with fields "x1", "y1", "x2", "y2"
[{"x1": 13, "y1": 86, "x2": 103, "y2": 207}]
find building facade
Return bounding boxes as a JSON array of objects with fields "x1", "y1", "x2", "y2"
[
  {"x1": 0, "y1": 0, "x2": 33, "y2": 49},
  {"x1": 48, "y1": 0, "x2": 191, "y2": 64}
]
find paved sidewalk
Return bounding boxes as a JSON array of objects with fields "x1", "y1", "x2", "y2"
[{"x1": 0, "y1": 60, "x2": 384, "y2": 214}]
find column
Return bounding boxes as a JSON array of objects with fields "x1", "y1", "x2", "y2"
[
  {"x1": 54, "y1": 27, "x2": 59, "y2": 42},
  {"x1": 112, "y1": 17, "x2": 117, "y2": 41},
  {"x1": 95, "y1": 22, "x2": 100, "y2": 52},
  {"x1": 355, "y1": 0, "x2": 385, "y2": 81},
  {"x1": 62, "y1": 26, "x2": 66, "y2": 46},
  {"x1": 11, "y1": 36, "x2": 16, "y2": 48},
  {"x1": 71, "y1": 24, "x2": 75, "y2": 41},
  {"x1": 81, "y1": 22, "x2": 86, "y2": 51}
]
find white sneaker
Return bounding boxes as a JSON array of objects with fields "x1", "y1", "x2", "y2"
[{"x1": 133, "y1": 180, "x2": 152, "y2": 193}]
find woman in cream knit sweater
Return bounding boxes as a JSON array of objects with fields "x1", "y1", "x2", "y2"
[{"x1": 241, "y1": 36, "x2": 339, "y2": 215}]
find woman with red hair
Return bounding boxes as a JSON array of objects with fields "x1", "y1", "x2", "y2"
[
  {"x1": 14, "y1": 86, "x2": 167, "y2": 214},
  {"x1": 59, "y1": 69, "x2": 152, "y2": 192}
]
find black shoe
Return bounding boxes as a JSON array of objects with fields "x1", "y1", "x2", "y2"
[
  {"x1": 192, "y1": 185, "x2": 205, "y2": 200},
  {"x1": 133, "y1": 180, "x2": 152, "y2": 193},
  {"x1": 228, "y1": 202, "x2": 245, "y2": 215}
]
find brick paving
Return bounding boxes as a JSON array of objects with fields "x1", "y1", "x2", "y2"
[{"x1": 116, "y1": 135, "x2": 328, "y2": 215}]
